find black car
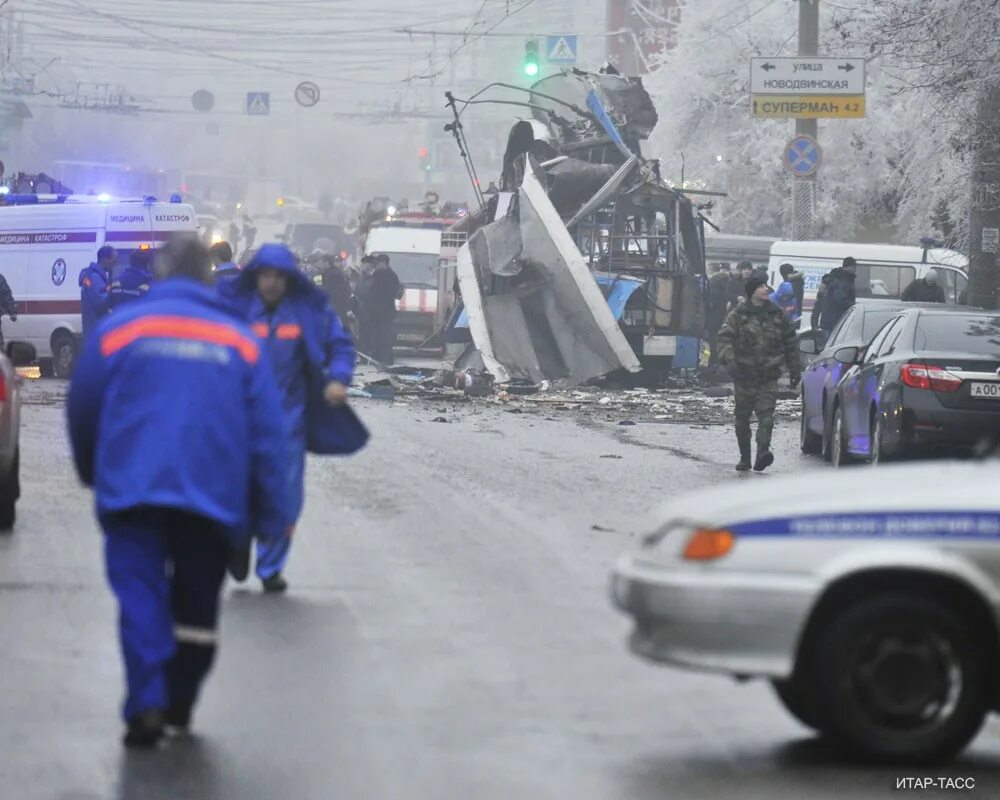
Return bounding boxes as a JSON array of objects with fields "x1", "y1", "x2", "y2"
[
  {"x1": 799, "y1": 299, "x2": 928, "y2": 460},
  {"x1": 827, "y1": 307, "x2": 1000, "y2": 465}
]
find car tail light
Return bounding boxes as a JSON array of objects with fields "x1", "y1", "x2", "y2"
[
  {"x1": 901, "y1": 363, "x2": 962, "y2": 393},
  {"x1": 683, "y1": 529, "x2": 735, "y2": 561},
  {"x1": 0, "y1": 373, "x2": 7, "y2": 402}
]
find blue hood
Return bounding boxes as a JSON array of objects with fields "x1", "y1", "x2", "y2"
[{"x1": 237, "y1": 243, "x2": 315, "y2": 297}]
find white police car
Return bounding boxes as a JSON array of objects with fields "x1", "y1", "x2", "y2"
[{"x1": 610, "y1": 460, "x2": 1000, "y2": 763}]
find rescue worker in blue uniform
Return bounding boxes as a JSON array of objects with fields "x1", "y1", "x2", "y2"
[
  {"x1": 107, "y1": 249, "x2": 154, "y2": 311},
  {"x1": 220, "y1": 242, "x2": 365, "y2": 593},
  {"x1": 79, "y1": 246, "x2": 116, "y2": 337},
  {"x1": 210, "y1": 241, "x2": 241, "y2": 283},
  {"x1": 67, "y1": 237, "x2": 295, "y2": 748}
]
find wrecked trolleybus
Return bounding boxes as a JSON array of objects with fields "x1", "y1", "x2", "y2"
[{"x1": 443, "y1": 68, "x2": 707, "y2": 386}]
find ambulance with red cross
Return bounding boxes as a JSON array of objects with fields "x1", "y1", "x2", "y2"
[{"x1": 0, "y1": 195, "x2": 198, "y2": 376}]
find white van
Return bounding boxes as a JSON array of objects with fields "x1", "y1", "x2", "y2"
[
  {"x1": 364, "y1": 224, "x2": 443, "y2": 347},
  {"x1": 0, "y1": 195, "x2": 199, "y2": 376},
  {"x1": 705, "y1": 232, "x2": 779, "y2": 271},
  {"x1": 767, "y1": 240, "x2": 968, "y2": 320}
]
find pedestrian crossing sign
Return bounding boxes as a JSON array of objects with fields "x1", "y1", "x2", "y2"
[
  {"x1": 546, "y1": 35, "x2": 578, "y2": 64},
  {"x1": 246, "y1": 92, "x2": 270, "y2": 116}
]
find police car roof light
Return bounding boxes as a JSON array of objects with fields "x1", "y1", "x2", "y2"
[
  {"x1": 1, "y1": 193, "x2": 71, "y2": 205},
  {"x1": 170, "y1": 193, "x2": 183, "y2": 204}
]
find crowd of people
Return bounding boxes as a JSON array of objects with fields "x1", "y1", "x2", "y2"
[{"x1": 68, "y1": 237, "x2": 368, "y2": 748}]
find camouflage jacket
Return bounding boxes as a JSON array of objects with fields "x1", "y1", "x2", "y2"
[{"x1": 717, "y1": 300, "x2": 799, "y2": 381}]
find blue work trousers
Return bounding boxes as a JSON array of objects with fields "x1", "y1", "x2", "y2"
[
  {"x1": 255, "y1": 443, "x2": 305, "y2": 580},
  {"x1": 103, "y1": 508, "x2": 228, "y2": 722}
]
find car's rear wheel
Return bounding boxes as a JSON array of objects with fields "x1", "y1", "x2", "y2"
[
  {"x1": 831, "y1": 404, "x2": 853, "y2": 468},
  {"x1": 771, "y1": 677, "x2": 823, "y2": 731},
  {"x1": 51, "y1": 331, "x2": 77, "y2": 379},
  {"x1": 870, "y1": 413, "x2": 891, "y2": 466},
  {"x1": 800, "y1": 389, "x2": 822, "y2": 455},
  {"x1": 0, "y1": 447, "x2": 19, "y2": 531},
  {"x1": 813, "y1": 594, "x2": 988, "y2": 763}
]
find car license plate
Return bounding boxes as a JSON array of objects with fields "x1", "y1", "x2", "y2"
[{"x1": 970, "y1": 382, "x2": 1000, "y2": 398}]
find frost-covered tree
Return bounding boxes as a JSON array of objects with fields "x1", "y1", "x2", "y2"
[{"x1": 643, "y1": 0, "x2": 974, "y2": 246}]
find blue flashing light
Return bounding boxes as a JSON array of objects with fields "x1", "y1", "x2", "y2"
[
  {"x1": 170, "y1": 193, "x2": 183, "y2": 204},
  {"x1": 97, "y1": 193, "x2": 112, "y2": 203},
  {"x1": 144, "y1": 195, "x2": 158, "y2": 204}
]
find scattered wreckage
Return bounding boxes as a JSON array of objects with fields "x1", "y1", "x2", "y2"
[{"x1": 439, "y1": 69, "x2": 708, "y2": 388}]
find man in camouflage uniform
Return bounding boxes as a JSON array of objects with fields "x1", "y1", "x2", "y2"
[{"x1": 717, "y1": 277, "x2": 801, "y2": 472}]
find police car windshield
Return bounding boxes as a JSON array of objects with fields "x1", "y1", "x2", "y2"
[
  {"x1": 379, "y1": 253, "x2": 438, "y2": 289},
  {"x1": 914, "y1": 314, "x2": 1000, "y2": 355}
]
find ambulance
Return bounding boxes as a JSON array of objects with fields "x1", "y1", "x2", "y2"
[
  {"x1": 0, "y1": 194, "x2": 199, "y2": 376},
  {"x1": 364, "y1": 220, "x2": 446, "y2": 349}
]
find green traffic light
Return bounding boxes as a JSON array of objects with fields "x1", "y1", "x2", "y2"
[{"x1": 523, "y1": 62, "x2": 539, "y2": 77}]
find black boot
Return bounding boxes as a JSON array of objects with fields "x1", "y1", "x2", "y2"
[
  {"x1": 754, "y1": 450, "x2": 775, "y2": 472},
  {"x1": 735, "y1": 428, "x2": 752, "y2": 472},
  {"x1": 165, "y1": 704, "x2": 192, "y2": 732},
  {"x1": 124, "y1": 709, "x2": 165, "y2": 749},
  {"x1": 261, "y1": 573, "x2": 288, "y2": 593},
  {"x1": 755, "y1": 419, "x2": 775, "y2": 472},
  {"x1": 227, "y1": 546, "x2": 251, "y2": 583}
]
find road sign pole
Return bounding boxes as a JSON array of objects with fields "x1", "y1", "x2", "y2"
[{"x1": 793, "y1": 0, "x2": 819, "y2": 241}]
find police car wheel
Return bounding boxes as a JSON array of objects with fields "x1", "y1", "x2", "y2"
[
  {"x1": 52, "y1": 333, "x2": 76, "y2": 379},
  {"x1": 815, "y1": 594, "x2": 988, "y2": 763},
  {"x1": 800, "y1": 389, "x2": 822, "y2": 455},
  {"x1": 771, "y1": 677, "x2": 823, "y2": 731}
]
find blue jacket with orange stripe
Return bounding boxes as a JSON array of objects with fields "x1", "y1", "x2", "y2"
[
  {"x1": 219, "y1": 244, "x2": 367, "y2": 456},
  {"x1": 79, "y1": 263, "x2": 111, "y2": 337},
  {"x1": 67, "y1": 277, "x2": 296, "y2": 545}
]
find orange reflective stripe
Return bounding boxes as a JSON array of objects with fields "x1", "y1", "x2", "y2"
[
  {"x1": 276, "y1": 323, "x2": 302, "y2": 340},
  {"x1": 251, "y1": 322, "x2": 269, "y2": 339},
  {"x1": 100, "y1": 315, "x2": 259, "y2": 364}
]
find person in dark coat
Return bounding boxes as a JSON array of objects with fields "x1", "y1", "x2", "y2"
[
  {"x1": 0, "y1": 270, "x2": 17, "y2": 351},
  {"x1": 354, "y1": 255, "x2": 376, "y2": 355},
  {"x1": 705, "y1": 264, "x2": 733, "y2": 365},
  {"x1": 67, "y1": 237, "x2": 294, "y2": 747},
  {"x1": 902, "y1": 269, "x2": 946, "y2": 303},
  {"x1": 811, "y1": 257, "x2": 857, "y2": 347},
  {"x1": 321, "y1": 256, "x2": 352, "y2": 323},
  {"x1": 219, "y1": 243, "x2": 365, "y2": 593},
  {"x1": 361, "y1": 253, "x2": 403, "y2": 365},
  {"x1": 734, "y1": 261, "x2": 755, "y2": 304}
]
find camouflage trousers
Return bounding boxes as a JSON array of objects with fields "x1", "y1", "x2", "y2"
[{"x1": 733, "y1": 378, "x2": 778, "y2": 451}]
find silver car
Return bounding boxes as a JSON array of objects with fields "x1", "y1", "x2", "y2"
[{"x1": 610, "y1": 459, "x2": 1000, "y2": 763}]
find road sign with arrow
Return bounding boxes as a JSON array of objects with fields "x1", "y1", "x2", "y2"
[{"x1": 750, "y1": 57, "x2": 865, "y2": 95}]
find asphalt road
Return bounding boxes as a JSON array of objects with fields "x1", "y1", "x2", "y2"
[{"x1": 1, "y1": 378, "x2": 997, "y2": 800}]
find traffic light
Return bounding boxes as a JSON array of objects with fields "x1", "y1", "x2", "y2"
[
  {"x1": 523, "y1": 39, "x2": 539, "y2": 77},
  {"x1": 418, "y1": 146, "x2": 431, "y2": 172}
]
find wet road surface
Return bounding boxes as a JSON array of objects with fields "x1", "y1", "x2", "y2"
[{"x1": 2, "y1": 379, "x2": 997, "y2": 799}]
